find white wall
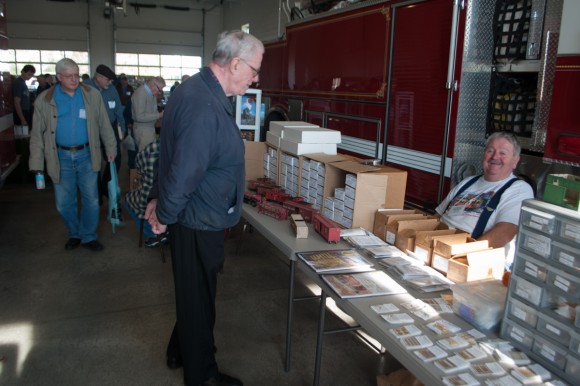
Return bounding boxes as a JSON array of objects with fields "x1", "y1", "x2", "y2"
[
  {"x1": 559, "y1": 0, "x2": 580, "y2": 54},
  {"x1": 6, "y1": 0, "x2": 223, "y2": 71},
  {"x1": 221, "y1": 0, "x2": 283, "y2": 42}
]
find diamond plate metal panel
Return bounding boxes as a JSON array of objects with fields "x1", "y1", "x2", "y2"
[
  {"x1": 451, "y1": 0, "x2": 497, "y2": 186},
  {"x1": 452, "y1": 0, "x2": 563, "y2": 184}
]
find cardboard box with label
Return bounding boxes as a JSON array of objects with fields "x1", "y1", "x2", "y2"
[
  {"x1": 447, "y1": 248, "x2": 506, "y2": 283},
  {"x1": 393, "y1": 219, "x2": 448, "y2": 253},
  {"x1": 413, "y1": 229, "x2": 466, "y2": 265},
  {"x1": 431, "y1": 236, "x2": 489, "y2": 275}
]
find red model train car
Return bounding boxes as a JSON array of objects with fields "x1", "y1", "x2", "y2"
[
  {"x1": 312, "y1": 213, "x2": 341, "y2": 243},
  {"x1": 248, "y1": 178, "x2": 278, "y2": 192},
  {"x1": 257, "y1": 201, "x2": 290, "y2": 221},
  {"x1": 243, "y1": 191, "x2": 263, "y2": 207},
  {"x1": 282, "y1": 200, "x2": 319, "y2": 223}
]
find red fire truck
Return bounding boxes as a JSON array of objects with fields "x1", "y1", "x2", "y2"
[{"x1": 259, "y1": 0, "x2": 579, "y2": 210}]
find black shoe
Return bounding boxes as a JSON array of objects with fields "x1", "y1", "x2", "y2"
[
  {"x1": 201, "y1": 373, "x2": 243, "y2": 386},
  {"x1": 82, "y1": 240, "x2": 104, "y2": 252},
  {"x1": 65, "y1": 238, "x2": 81, "y2": 250},
  {"x1": 145, "y1": 237, "x2": 160, "y2": 248},
  {"x1": 111, "y1": 208, "x2": 125, "y2": 227},
  {"x1": 166, "y1": 355, "x2": 182, "y2": 369}
]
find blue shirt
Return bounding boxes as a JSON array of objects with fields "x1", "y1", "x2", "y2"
[
  {"x1": 54, "y1": 84, "x2": 89, "y2": 147},
  {"x1": 84, "y1": 78, "x2": 126, "y2": 134}
]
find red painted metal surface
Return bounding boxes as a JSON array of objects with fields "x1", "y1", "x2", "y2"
[
  {"x1": 260, "y1": 0, "x2": 464, "y2": 208},
  {"x1": 544, "y1": 55, "x2": 580, "y2": 164}
]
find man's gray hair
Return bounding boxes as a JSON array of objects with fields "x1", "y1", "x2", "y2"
[
  {"x1": 56, "y1": 58, "x2": 79, "y2": 74},
  {"x1": 486, "y1": 131, "x2": 522, "y2": 156},
  {"x1": 212, "y1": 30, "x2": 264, "y2": 67}
]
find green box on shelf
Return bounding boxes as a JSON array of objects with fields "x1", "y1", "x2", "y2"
[{"x1": 543, "y1": 174, "x2": 580, "y2": 212}]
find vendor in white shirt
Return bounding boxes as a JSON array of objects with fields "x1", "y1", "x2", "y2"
[{"x1": 435, "y1": 132, "x2": 534, "y2": 270}]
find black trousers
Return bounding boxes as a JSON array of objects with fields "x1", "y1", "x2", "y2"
[{"x1": 168, "y1": 223, "x2": 225, "y2": 385}]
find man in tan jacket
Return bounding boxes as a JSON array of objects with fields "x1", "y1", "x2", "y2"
[{"x1": 29, "y1": 58, "x2": 117, "y2": 252}]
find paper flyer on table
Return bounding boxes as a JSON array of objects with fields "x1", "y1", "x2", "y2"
[
  {"x1": 321, "y1": 270, "x2": 407, "y2": 298},
  {"x1": 297, "y1": 249, "x2": 373, "y2": 273}
]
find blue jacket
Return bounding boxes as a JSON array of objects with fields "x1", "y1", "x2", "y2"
[
  {"x1": 84, "y1": 78, "x2": 126, "y2": 134},
  {"x1": 156, "y1": 67, "x2": 245, "y2": 231}
]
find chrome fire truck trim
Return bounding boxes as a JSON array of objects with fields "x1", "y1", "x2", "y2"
[
  {"x1": 338, "y1": 135, "x2": 384, "y2": 159},
  {"x1": 386, "y1": 145, "x2": 452, "y2": 178}
]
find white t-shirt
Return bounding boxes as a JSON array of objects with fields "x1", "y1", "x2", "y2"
[{"x1": 435, "y1": 174, "x2": 534, "y2": 267}]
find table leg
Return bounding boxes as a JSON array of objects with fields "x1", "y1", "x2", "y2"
[
  {"x1": 285, "y1": 259, "x2": 296, "y2": 372},
  {"x1": 313, "y1": 290, "x2": 327, "y2": 386}
]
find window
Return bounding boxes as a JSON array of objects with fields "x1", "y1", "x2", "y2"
[
  {"x1": 115, "y1": 52, "x2": 201, "y2": 92},
  {"x1": 0, "y1": 49, "x2": 89, "y2": 90}
]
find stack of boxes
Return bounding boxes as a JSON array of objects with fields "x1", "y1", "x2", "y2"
[
  {"x1": 279, "y1": 152, "x2": 300, "y2": 197},
  {"x1": 262, "y1": 145, "x2": 278, "y2": 182},
  {"x1": 302, "y1": 158, "x2": 325, "y2": 210}
]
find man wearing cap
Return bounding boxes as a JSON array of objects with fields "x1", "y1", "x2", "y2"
[{"x1": 85, "y1": 65, "x2": 126, "y2": 219}]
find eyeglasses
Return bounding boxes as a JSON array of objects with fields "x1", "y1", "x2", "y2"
[
  {"x1": 59, "y1": 73, "x2": 80, "y2": 80},
  {"x1": 239, "y1": 58, "x2": 260, "y2": 77}
]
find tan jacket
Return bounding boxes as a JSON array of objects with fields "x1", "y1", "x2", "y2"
[{"x1": 29, "y1": 83, "x2": 117, "y2": 183}]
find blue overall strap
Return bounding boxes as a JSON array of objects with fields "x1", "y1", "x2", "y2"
[
  {"x1": 443, "y1": 175, "x2": 482, "y2": 214},
  {"x1": 471, "y1": 177, "x2": 519, "y2": 239}
]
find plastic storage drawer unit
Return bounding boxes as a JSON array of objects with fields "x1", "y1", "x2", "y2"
[
  {"x1": 516, "y1": 253, "x2": 548, "y2": 282},
  {"x1": 511, "y1": 276, "x2": 544, "y2": 306},
  {"x1": 532, "y1": 335, "x2": 568, "y2": 371},
  {"x1": 569, "y1": 329, "x2": 580, "y2": 355},
  {"x1": 506, "y1": 298, "x2": 539, "y2": 328},
  {"x1": 518, "y1": 228, "x2": 552, "y2": 259},
  {"x1": 551, "y1": 240, "x2": 580, "y2": 270},
  {"x1": 558, "y1": 216, "x2": 580, "y2": 244},
  {"x1": 536, "y1": 312, "x2": 574, "y2": 346},
  {"x1": 503, "y1": 319, "x2": 534, "y2": 350},
  {"x1": 521, "y1": 206, "x2": 557, "y2": 235},
  {"x1": 546, "y1": 267, "x2": 580, "y2": 300},
  {"x1": 565, "y1": 353, "x2": 580, "y2": 381}
]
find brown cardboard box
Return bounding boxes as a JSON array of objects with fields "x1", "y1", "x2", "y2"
[
  {"x1": 290, "y1": 214, "x2": 309, "y2": 238},
  {"x1": 447, "y1": 248, "x2": 506, "y2": 283},
  {"x1": 244, "y1": 141, "x2": 267, "y2": 182},
  {"x1": 413, "y1": 230, "x2": 465, "y2": 265},
  {"x1": 322, "y1": 161, "x2": 408, "y2": 230},
  {"x1": 393, "y1": 220, "x2": 448, "y2": 253},
  {"x1": 431, "y1": 236, "x2": 489, "y2": 275},
  {"x1": 373, "y1": 209, "x2": 422, "y2": 241},
  {"x1": 373, "y1": 209, "x2": 426, "y2": 241}
]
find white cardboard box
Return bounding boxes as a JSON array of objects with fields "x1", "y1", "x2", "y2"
[
  {"x1": 266, "y1": 131, "x2": 281, "y2": 147},
  {"x1": 283, "y1": 127, "x2": 341, "y2": 144},
  {"x1": 279, "y1": 138, "x2": 337, "y2": 155},
  {"x1": 269, "y1": 121, "x2": 319, "y2": 137}
]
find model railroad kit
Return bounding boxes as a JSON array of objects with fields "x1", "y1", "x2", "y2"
[{"x1": 246, "y1": 178, "x2": 341, "y2": 242}]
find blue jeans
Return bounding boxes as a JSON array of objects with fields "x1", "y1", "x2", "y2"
[
  {"x1": 53, "y1": 147, "x2": 100, "y2": 243},
  {"x1": 124, "y1": 201, "x2": 154, "y2": 239}
]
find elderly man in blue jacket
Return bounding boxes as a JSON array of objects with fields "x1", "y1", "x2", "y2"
[{"x1": 146, "y1": 31, "x2": 264, "y2": 386}]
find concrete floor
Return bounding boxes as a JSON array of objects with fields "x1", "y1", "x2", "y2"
[{"x1": 0, "y1": 171, "x2": 387, "y2": 386}]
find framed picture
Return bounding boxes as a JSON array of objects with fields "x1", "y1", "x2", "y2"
[{"x1": 235, "y1": 88, "x2": 262, "y2": 141}]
